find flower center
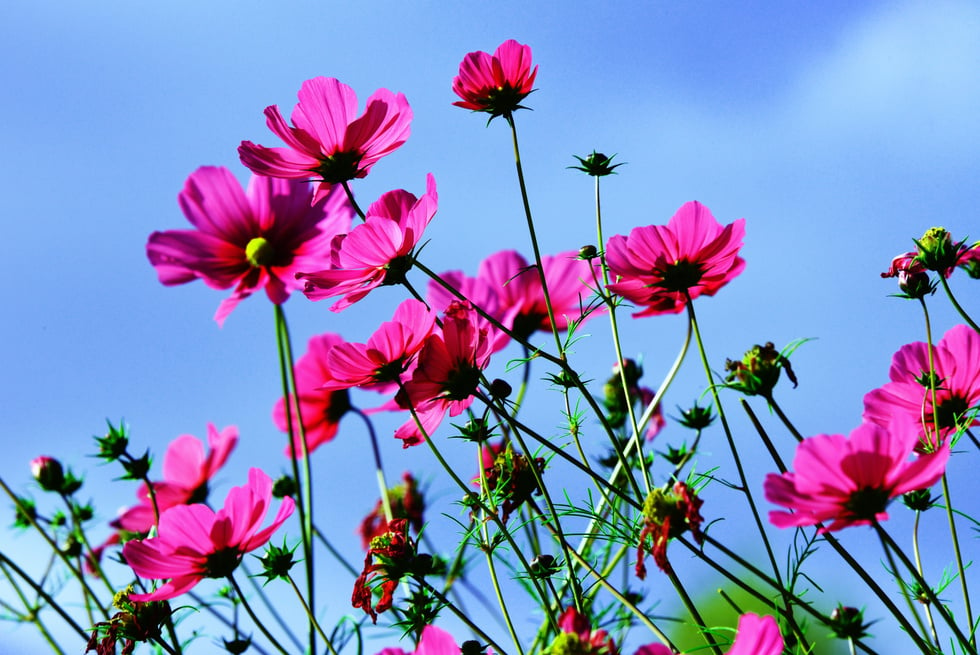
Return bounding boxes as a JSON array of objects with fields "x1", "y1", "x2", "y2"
[
  {"x1": 932, "y1": 395, "x2": 969, "y2": 431},
  {"x1": 381, "y1": 255, "x2": 414, "y2": 286},
  {"x1": 245, "y1": 237, "x2": 276, "y2": 268},
  {"x1": 325, "y1": 390, "x2": 351, "y2": 423},
  {"x1": 844, "y1": 486, "x2": 891, "y2": 521},
  {"x1": 313, "y1": 150, "x2": 363, "y2": 184},
  {"x1": 203, "y1": 547, "x2": 242, "y2": 578},
  {"x1": 656, "y1": 259, "x2": 704, "y2": 293},
  {"x1": 511, "y1": 312, "x2": 546, "y2": 341},
  {"x1": 443, "y1": 363, "x2": 482, "y2": 401}
]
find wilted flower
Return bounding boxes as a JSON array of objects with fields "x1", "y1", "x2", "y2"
[
  {"x1": 636, "y1": 481, "x2": 704, "y2": 578},
  {"x1": 724, "y1": 341, "x2": 799, "y2": 399},
  {"x1": 352, "y1": 519, "x2": 416, "y2": 622}
]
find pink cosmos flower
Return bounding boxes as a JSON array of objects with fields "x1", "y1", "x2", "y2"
[
  {"x1": 863, "y1": 324, "x2": 980, "y2": 448},
  {"x1": 394, "y1": 301, "x2": 493, "y2": 446},
  {"x1": 114, "y1": 424, "x2": 238, "y2": 534},
  {"x1": 319, "y1": 299, "x2": 437, "y2": 394},
  {"x1": 765, "y1": 422, "x2": 949, "y2": 532},
  {"x1": 428, "y1": 249, "x2": 602, "y2": 351},
  {"x1": 124, "y1": 468, "x2": 294, "y2": 601},
  {"x1": 147, "y1": 166, "x2": 353, "y2": 325},
  {"x1": 452, "y1": 40, "x2": 537, "y2": 119},
  {"x1": 727, "y1": 613, "x2": 783, "y2": 655},
  {"x1": 299, "y1": 174, "x2": 438, "y2": 312},
  {"x1": 239, "y1": 77, "x2": 412, "y2": 201},
  {"x1": 554, "y1": 607, "x2": 619, "y2": 655},
  {"x1": 605, "y1": 201, "x2": 746, "y2": 317},
  {"x1": 273, "y1": 333, "x2": 352, "y2": 458},
  {"x1": 375, "y1": 625, "x2": 459, "y2": 655}
]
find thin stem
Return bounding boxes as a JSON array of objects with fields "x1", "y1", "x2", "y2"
[
  {"x1": 940, "y1": 473, "x2": 974, "y2": 647},
  {"x1": 241, "y1": 561, "x2": 304, "y2": 652},
  {"x1": 874, "y1": 525, "x2": 935, "y2": 653},
  {"x1": 187, "y1": 590, "x2": 274, "y2": 655},
  {"x1": 666, "y1": 567, "x2": 723, "y2": 655},
  {"x1": 0, "y1": 550, "x2": 88, "y2": 642},
  {"x1": 352, "y1": 407, "x2": 394, "y2": 523},
  {"x1": 286, "y1": 573, "x2": 338, "y2": 655},
  {"x1": 912, "y1": 511, "x2": 942, "y2": 648},
  {"x1": 767, "y1": 394, "x2": 805, "y2": 443},
  {"x1": 273, "y1": 304, "x2": 316, "y2": 655},
  {"x1": 341, "y1": 180, "x2": 366, "y2": 221},
  {"x1": 417, "y1": 578, "x2": 509, "y2": 655},
  {"x1": 229, "y1": 574, "x2": 291, "y2": 655},
  {"x1": 939, "y1": 275, "x2": 980, "y2": 332}
]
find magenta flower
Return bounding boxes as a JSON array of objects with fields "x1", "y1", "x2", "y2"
[
  {"x1": 553, "y1": 607, "x2": 619, "y2": 655},
  {"x1": 452, "y1": 39, "x2": 537, "y2": 119},
  {"x1": 394, "y1": 301, "x2": 493, "y2": 446},
  {"x1": 299, "y1": 174, "x2": 438, "y2": 312},
  {"x1": 147, "y1": 166, "x2": 353, "y2": 325},
  {"x1": 765, "y1": 422, "x2": 949, "y2": 532},
  {"x1": 726, "y1": 613, "x2": 783, "y2": 655},
  {"x1": 320, "y1": 299, "x2": 437, "y2": 394},
  {"x1": 273, "y1": 332, "x2": 352, "y2": 458},
  {"x1": 375, "y1": 625, "x2": 459, "y2": 655},
  {"x1": 428, "y1": 249, "x2": 602, "y2": 349},
  {"x1": 239, "y1": 77, "x2": 412, "y2": 200},
  {"x1": 124, "y1": 468, "x2": 294, "y2": 601},
  {"x1": 863, "y1": 324, "x2": 980, "y2": 448},
  {"x1": 605, "y1": 201, "x2": 746, "y2": 317},
  {"x1": 114, "y1": 424, "x2": 238, "y2": 533}
]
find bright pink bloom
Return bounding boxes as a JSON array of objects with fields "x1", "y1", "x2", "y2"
[
  {"x1": 605, "y1": 201, "x2": 745, "y2": 317},
  {"x1": 320, "y1": 299, "x2": 437, "y2": 394},
  {"x1": 114, "y1": 424, "x2": 238, "y2": 534},
  {"x1": 765, "y1": 422, "x2": 949, "y2": 532},
  {"x1": 726, "y1": 613, "x2": 782, "y2": 655},
  {"x1": 428, "y1": 250, "x2": 602, "y2": 350},
  {"x1": 375, "y1": 625, "x2": 460, "y2": 655},
  {"x1": 863, "y1": 324, "x2": 980, "y2": 448},
  {"x1": 123, "y1": 468, "x2": 294, "y2": 601},
  {"x1": 452, "y1": 40, "x2": 537, "y2": 118},
  {"x1": 299, "y1": 174, "x2": 438, "y2": 312},
  {"x1": 554, "y1": 607, "x2": 618, "y2": 655},
  {"x1": 239, "y1": 77, "x2": 412, "y2": 201},
  {"x1": 147, "y1": 166, "x2": 352, "y2": 325},
  {"x1": 394, "y1": 302, "x2": 493, "y2": 446},
  {"x1": 273, "y1": 333, "x2": 352, "y2": 458}
]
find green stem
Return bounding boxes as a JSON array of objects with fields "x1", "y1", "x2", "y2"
[
  {"x1": 286, "y1": 573, "x2": 338, "y2": 655},
  {"x1": 352, "y1": 407, "x2": 394, "y2": 523},
  {"x1": 912, "y1": 511, "x2": 942, "y2": 648},
  {"x1": 939, "y1": 275, "x2": 980, "y2": 332},
  {"x1": 0, "y1": 551, "x2": 86, "y2": 644},
  {"x1": 666, "y1": 567, "x2": 723, "y2": 655},
  {"x1": 874, "y1": 524, "x2": 935, "y2": 653},
  {"x1": 418, "y1": 578, "x2": 509, "y2": 655},
  {"x1": 229, "y1": 574, "x2": 291, "y2": 655},
  {"x1": 341, "y1": 180, "x2": 366, "y2": 221},
  {"x1": 766, "y1": 394, "x2": 805, "y2": 443},
  {"x1": 940, "y1": 473, "x2": 974, "y2": 647}
]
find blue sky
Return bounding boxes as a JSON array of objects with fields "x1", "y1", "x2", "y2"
[{"x1": 1, "y1": 1, "x2": 978, "y2": 652}]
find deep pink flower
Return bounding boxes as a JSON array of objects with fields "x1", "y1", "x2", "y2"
[
  {"x1": 114, "y1": 424, "x2": 238, "y2": 534},
  {"x1": 299, "y1": 174, "x2": 438, "y2": 312},
  {"x1": 428, "y1": 249, "x2": 602, "y2": 350},
  {"x1": 554, "y1": 607, "x2": 619, "y2": 655},
  {"x1": 726, "y1": 613, "x2": 783, "y2": 655},
  {"x1": 863, "y1": 324, "x2": 980, "y2": 449},
  {"x1": 452, "y1": 40, "x2": 537, "y2": 118},
  {"x1": 394, "y1": 301, "x2": 493, "y2": 446},
  {"x1": 765, "y1": 422, "x2": 949, "y2": 532},
  {"x1": 123, "y1": 468, "x2": 294, "y2": 601},
  {"x1": 320, "y1": 299, "x2": 437, "y2": 394},
  {"x1": 605, "y1": 201, "x2": 745, "y2": 317},
  {"x1": 375, "y1": 624, "x2": 460, "y2": 655},
  {"x1": 239, "y1": 77, "x2": 412, "y2": 200},
  {"x1": 147, "y1": 166, "x2": 353, "y2": 325},
  {"x1": 273, "y1": 333, "x2": 352, "y2": 458}
]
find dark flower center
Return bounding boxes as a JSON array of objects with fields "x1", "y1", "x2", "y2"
[
  {"x1": 932, "y1": 395, "x2": 969, "y2": 431},
  {"x1": 477, "y1": 84, "x2": 530, "y2": 118},
  {"x1": 511, "y1": 312, "x2": 546, "y2": 341},
  {"x1": 313, "y1": 150, "x2": 363, "y2": 184},
  {"x1": 374, "y1": 358, "x2": 407, "y2": 384},
  {"x1": 203, "y1": 547, "x2": 242, "y2": 578},
  {"x1": 655, "y1": 259, "x2": 704, "y2": 293},
  {"x1": 325, "y1": 390, "x2": 351, "y2": 423},
  {"x1": 443, "y1": 363, "x2": 482, "y2": 401},
  {"x1": 187, "y1": 482, "x2": 209, "y2": 505},
  {"x1": 382, "y1": 255, "x2": 414, "y2": 286},
  {"x1": 844, "y1": 486, "x2": 892, "y2": 520}
]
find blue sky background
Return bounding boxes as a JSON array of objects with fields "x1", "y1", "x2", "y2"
[{"x1": 1, "y1": 1, "x2": 979, "y2": 653}]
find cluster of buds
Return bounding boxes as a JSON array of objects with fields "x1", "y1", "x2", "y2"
[
  {"x1": 352, "y1": 519, "x2": 430, "y2": 622},
  {"x1": 86, "y1": 587, "x2": 171, "y2": 655},
  {"x1": 481, "y1": 441, "x2": 546, "y2": 523}
]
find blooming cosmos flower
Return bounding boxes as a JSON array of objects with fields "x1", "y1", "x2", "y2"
[
  {"x1": 319, "y1": 299, "x2": 437, "y2": 394},
  {"x1": 375, "y1": 625, "x2": 462, "y2": 655},
  {"x1": 394, "y1": 301, "x2": 493, "y2": 446},
  {"x1": 452, "y1": 39, "x2": 537, "y2": 119},
  {"x1": 147, "y1": 166, "x2": 353, "y2": 325},
  {"x1": 863, "y1": 324, "x2": 979, "y2": 449},
  {"x1": 605, "y1": 201, "x2": 745, "y2": 317},
  {"x1": 273, "y1": 333, "x2": 352, "y2": 458},
  {"x1": 727, "y1": 613, "x2": 783, "y2": 655},
  {"x1": 550, "y1": 607, "x2": 619, "y2": 655},
  {"x1": 114, "y1": 424, "x2": 238, "y2": 533},
  {"x1": 765, "y1": 422, "x2": 949, "y2": 532},
  {"x1": 299, "y1": 174, "x2": 438, "y2": 312},
  {"x1": 428, "y1": 249, "x2": 602, "y2": 350},
  {"x1": 239, "y1": 77, "x2": 412, "y2": 201},
  {"x1": 124, "y1": 468, "x2": 294, "y2": 601}
]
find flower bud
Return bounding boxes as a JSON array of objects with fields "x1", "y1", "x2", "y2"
[
  {"x1": 678, "y1": 401, "x2": 715, "y2": 431},
  {"x1": 902, "y1": 488, "x2": 935, "y2": 512},
  {"x1": 271, "y1": 475, "x2": 297, "y2": 499},
  {"x1": 530, "y1": 554, "x2": 561, "y2": 578},
  {"x1": 31, "y1": 456, "x2": 65, "y2": 492},
  {"x1": 577, "y1": 245, "x2": 598, "y2": 260},
  {"x1": 489, "y1": 378, "x2": 512, "y2": 399},
  {"x1": 569, "y1": 151, "x2": 624, "y2": 177},
  {"x1": 724, "y1": 341, "x2": 798, "y2": 398},
  {"x1": 914, "y1": 227, "x2": 970, "y2": 274},
  {"x1": 829, "y1": 605, "x2": 871, "y2": 640}
]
